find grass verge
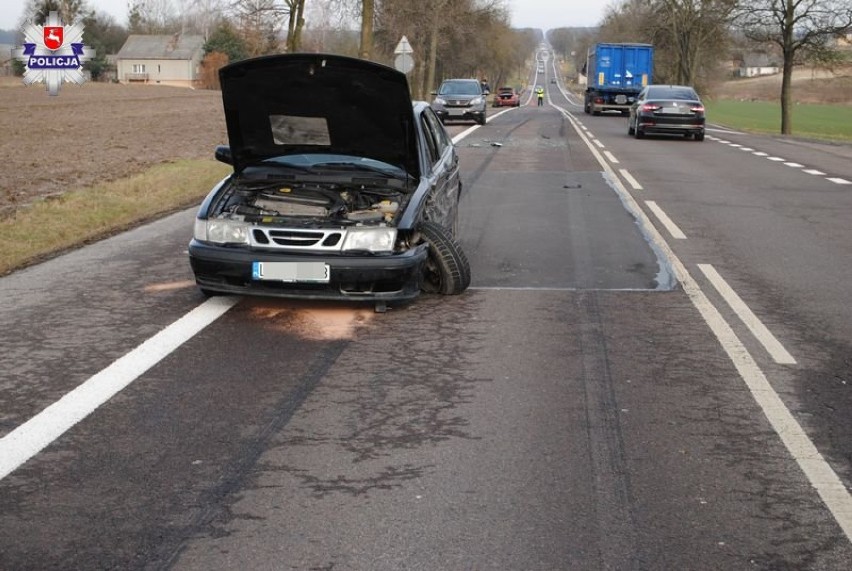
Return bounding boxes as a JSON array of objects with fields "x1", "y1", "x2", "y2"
[
  {"x1": 705, "y1": 100, "x2": 852, "y2": 142},
  {"x1": 0, "y1": 159, "x2": 231, "y2": 276}
]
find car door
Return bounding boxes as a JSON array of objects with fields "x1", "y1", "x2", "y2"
[
  {"x1": 630, "y1": 86, "x2": 648, "y2": 127},
  {"x1": 420, "y1": 106, "x2": 461, "y2": 235}
]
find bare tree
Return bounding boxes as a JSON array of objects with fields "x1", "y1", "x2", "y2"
[
  {"x1": 230, "y1": 0, "x2": 288, "y2": 55},
  {"x1": 128, "y1": 0, "x2": 181, "y2": 33},
  {"x1": 283, "y1": 0, "x2": 306, "y2": 52},
  {"x1": 359, "y1": 0, "x2": 374, "y2": 58},
  {"x1": 598, "y1": 0, "x2": 734, "y2": 90},
  {"x1": 733, "y1": 0, "x2": 852, "y2": 135}
]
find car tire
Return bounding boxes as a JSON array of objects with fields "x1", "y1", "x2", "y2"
[
  {"x1": 419, "y1": 221, "x2": 471, "y2": 295},
  {"x1": 628, "y1": 121, "x2": 635, "y2": 136},
  {"x1": 695, "y1": 131, "x2": 705, "y2": 141},
  {"x1": 635, "y1": 126, "x2": 644, "y2": 139},
  {"x1": 477, "y1": 116, "x2": 486, "y2": 126}
]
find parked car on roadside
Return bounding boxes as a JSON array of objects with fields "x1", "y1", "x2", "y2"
[
  {"x1": 188, "y1": 54, "x2": 471, "y2": 310},
  {"x1": 430, "y1": 78, "x2": 487, "y2": 125},
  {"x1": 628, "y1": 84, "x2": 706, "y2": 141},
  {"x1": 492, "y1": 86, "x2": 520, "y2": 107}
]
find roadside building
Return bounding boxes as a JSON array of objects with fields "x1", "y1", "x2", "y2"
[{"x1": 115, "y1": 34, "x2": 205, "y2": 87}]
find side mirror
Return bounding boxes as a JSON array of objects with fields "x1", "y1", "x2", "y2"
[{"x1": 215, "y1": 145, "x2": 233, "y2": 165}]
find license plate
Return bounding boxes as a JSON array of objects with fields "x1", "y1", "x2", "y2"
[
  {"x1": 448, "y1": 108, "x2": 465, "y2": 116},
  {"x1": 252, "y1": 261, "x2": 329, "y2": 283}
]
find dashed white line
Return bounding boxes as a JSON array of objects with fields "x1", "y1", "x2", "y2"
[
  {"x1": 619, "y1": 169, "x2": 643, "y2": 190},
  {"x1": 645, "y1": 200, "x2": 687, "y2": 239},
  {"x1": 603, "y1": 150, "x2": 619, "y2": 164},
  {"x1": 767, "y1": 156, "x2": 786, "y2": 162},
  {"x1": 828, "y1": 178, "x2": 851, "y2": 185},
  {"x1": 0, "y1": 296, "x2": 240, "y2": 481},
  {"x1": 804, "y1": 169, "x2": 826, "y2": 176},
  {"x1": 561, "y1": 107, "x2": 852, "y2": 543},
  {"x1": 698, "y1": 264, "x2": 796, "y2": 365},
  {"x1": 754, "y1": 152, "x2": 769, "y2": 157},
  {"x1": 784, "y1": 162, "x2": 804, "y2": 168},
  {"x1": 593, "y1": 139, "x2": 605, "y2": 148}
]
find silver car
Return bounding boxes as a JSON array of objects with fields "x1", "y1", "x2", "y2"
[{"x1": 430, "y1": 79, "x2": 487, "y2": 126}]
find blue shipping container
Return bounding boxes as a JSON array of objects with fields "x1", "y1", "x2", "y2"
[{"x1": 589, "y1": 43, "x2": 654, "y2": 90}]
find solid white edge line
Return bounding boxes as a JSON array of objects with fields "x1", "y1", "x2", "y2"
[
  {"x1": 698, "y1": 264, "x2": 797, "y2": 364},
  {"x1": 645, "y1": 200, "x2": 687, "y2": 239},
  {"x1": 0, "y1": 296, "x2": 240, "y2": 481},
  {"x1": 619, "y1": 169, "x2": 644, "y2": 191},
  {"x1": 555, "y1": 104, "x2": 852, "y2": 544}
]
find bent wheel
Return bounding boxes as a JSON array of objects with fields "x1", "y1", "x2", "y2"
[{"x1": 419, "y1": 221, "x2": 471, "y2": 295}]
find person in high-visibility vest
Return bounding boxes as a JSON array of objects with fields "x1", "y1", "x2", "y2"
[{"x1": 535, "y1": 86, "x2": 544, "y2": 106}]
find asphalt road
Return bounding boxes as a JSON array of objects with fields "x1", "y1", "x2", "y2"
[{"x1": 2, "y1": 60, "x2": 852, "y2": 570}]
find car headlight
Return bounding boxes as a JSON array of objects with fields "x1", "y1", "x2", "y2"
[
  {"x1": 433, "y1": 97, "x2": 446, "y2": 105},
  {"x1": 341, "y1": 227, "x2": 397, "y2": 253},
  {"x1": 195, "y1": 218, "x2": 250, "y2": 245},
  {"x1": 471, "y1": 96, "x2": 484, "y2": 105}
]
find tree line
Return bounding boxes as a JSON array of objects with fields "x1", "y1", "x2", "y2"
[{"x1": 15, "y1": 0, "x2": 852, "y2": 134}]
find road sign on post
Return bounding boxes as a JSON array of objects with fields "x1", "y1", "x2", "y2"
[{"x1": 393, "y1": 35, "x2": 414, "y2": 74}]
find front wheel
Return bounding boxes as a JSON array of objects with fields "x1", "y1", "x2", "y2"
[{"x1": 418, "y1": 221, "x2": 471, "y2": 295}]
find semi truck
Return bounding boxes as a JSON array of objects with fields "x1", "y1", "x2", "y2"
[{"x1": 583, "y1": 43, "x2": 654, "y2": 115}]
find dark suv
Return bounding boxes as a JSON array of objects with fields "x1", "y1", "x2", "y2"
[{"x1": 430, "y1": 79, "x2": 487, "y2": 125}]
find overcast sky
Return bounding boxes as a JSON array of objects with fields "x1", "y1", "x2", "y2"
[{"x1": 1, "y1": 0, "x2": 608, "y2": 33}]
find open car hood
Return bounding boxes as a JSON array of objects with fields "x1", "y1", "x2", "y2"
[{"x1": 219, "y1": 53, "x2": 420, "y2": 178}]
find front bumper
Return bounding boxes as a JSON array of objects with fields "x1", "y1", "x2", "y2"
[
  {"x1": 434, "y1": 108, "x2": 485, "y2": 123},
  {"x1": 188, "y1": 239, "x2": 429, "y2": 301}
]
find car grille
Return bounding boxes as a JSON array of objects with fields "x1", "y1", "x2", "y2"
[
  {"x1": 446, "y1": 99, "x2": 471, "y2": 107},
  {"x1": 251, "y1": 227, "x2": 344, "y2": 251}
]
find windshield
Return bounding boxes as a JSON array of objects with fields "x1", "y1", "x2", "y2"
[{"x1": 438, "y1": 81, "x2": 482, "y2": 96}]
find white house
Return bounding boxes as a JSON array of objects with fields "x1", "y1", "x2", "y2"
[{"x1": 115, "y1": 34, "x2": 205, "y2": 87}]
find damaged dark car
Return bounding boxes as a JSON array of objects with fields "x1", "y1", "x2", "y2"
[{"x1": 188, "y1": 54, "x2": 471, "y2": 309}]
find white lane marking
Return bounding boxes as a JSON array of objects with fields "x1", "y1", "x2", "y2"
[
  {"x1": 740, "y1": 147, "x2": 754, "y2": 152},
  {"x1": 754, "y1": 151, "x2": 769, "y2": 157},
  {"x1": 784, "y1": 162, "x2": 804, "y2": 168},
  {"x1": 603, "y1": 150, "x2": 620, "y2": 164},
  {"x1": 645, "y1": 200, "x2": 687, "y2": 239},
  {"x1": 718, "y1": 139, "x2": 731, "y2": 144},
  {"x1": 593, "y1": 139, "x2": 606, "y2": 148},
  {"x1": 804, "y1": 169, "x2": 826, "y2": 176},
  {"x1": 619, "y1": 169, "x2": 643, "y2": 190},
  {"x1": 0, "y1": 297, "x2": 240, "y2": 481},
  {"x1": 559, "y1": 105, "x2": 852, "y2": 543},
  {"x1": 828, "y1": 178, "x2": 851, "y2": 185},
  {"x1": 698, "y1": 264, "x2": 797, "y2": 364},
  {"x1": 767, "y1": 156, "x2": 786, "y2": 162},
  {"x1": 686, "y1": 271, "x2": 852, "y2": 544},
  {"x1": 729, "y1": 143, "x2": 743, "y2": 148}
]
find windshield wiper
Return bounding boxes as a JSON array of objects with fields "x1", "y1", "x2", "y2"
[{"x1": 311, "y1": 161, "x2": 409, "y2": 180}]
